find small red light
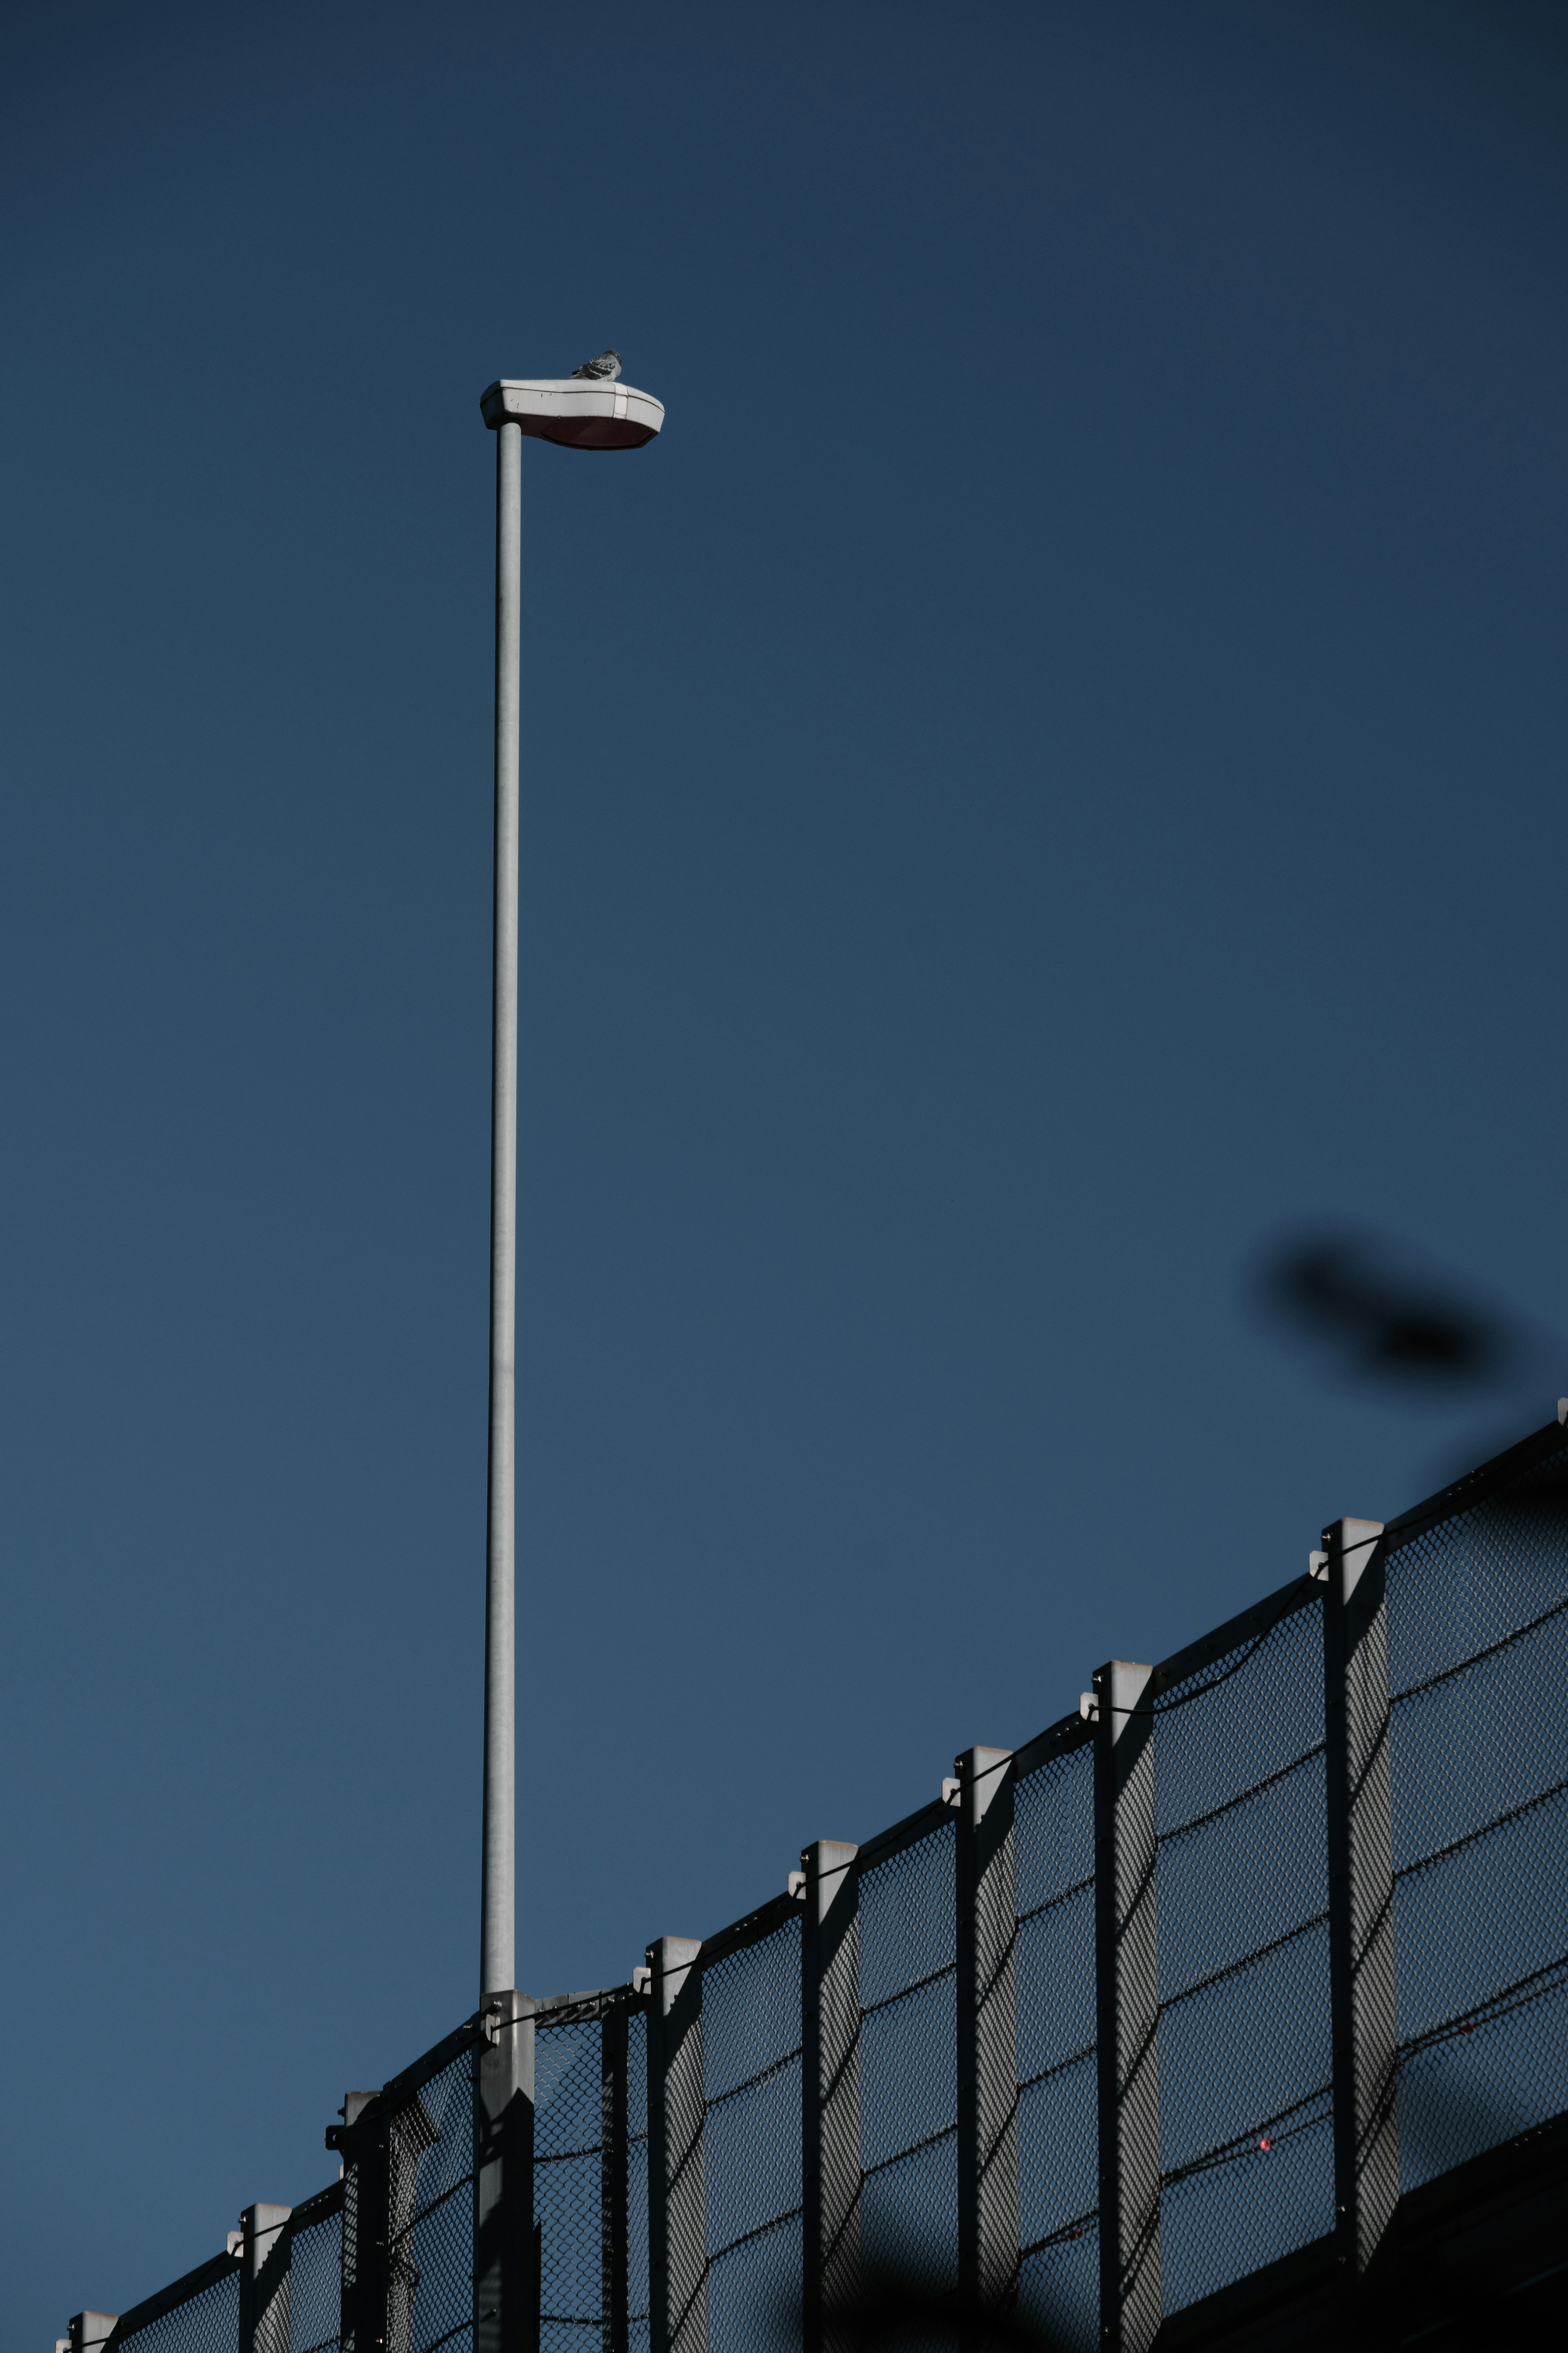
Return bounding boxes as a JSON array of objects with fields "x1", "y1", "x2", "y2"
[
  {"x1": 1068, "y1": 2227, "x2": 1082, "y2": 2241},
  {"x1": 1258, "y1": 2137, "x2": 1273, "y2": 2152},
  {"x1": 1459, "y1": 2021, "x2": 1475, "y2": 2034}
]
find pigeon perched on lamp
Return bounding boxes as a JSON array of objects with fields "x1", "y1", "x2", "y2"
[{"x1": 571, "y1": 350, "x2": 623, "y2": 381}]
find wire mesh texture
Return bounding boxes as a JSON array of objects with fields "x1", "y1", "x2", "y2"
[
  {"x1": 535, "y1": 2016, "x2": 608, "y2": 2353},
  {"x1": 385, "y1": 2047, "x2": 477, "y2": 2353},
  {"x1": 1153, "y1": 1589, "x2": 1333, "y2": 2315},
  {"x1": 75, "y1": 1417, "x2": 1568, "y2": 2353},
  {"x1": 628, "y1": 2007, "x2": 651, "y2": 2353},
  {"x1": 856, "y1": 1819, "x2": 958, "y2": 2291},
  {"x1": 1012, "y1": 1735, "x2": 1098, "y2": 2353},
  {"x1": 289, "y1": 2201, "x2": 344, "y2": 2353},
  {"x1": 341, "y1": 2138, "x2": 361, "y2": 2353},
  {"x1": 700, "y1": 1914, "x2": 803, "y2": 2353},
  {"x1": 1385, "y1": 1434, "x2": 1568, "y2": 2192},
  {"x1": 114, "y1": 2264, "x2": 241, "y2": 2353}
]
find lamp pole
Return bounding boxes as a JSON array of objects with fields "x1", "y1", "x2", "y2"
[
  {"x1": 477, "y1": 372, "x2": 664, "y2": 2003},
  {"x1": 481, "y1": 415, "x2": 523, "y2": 2003}
]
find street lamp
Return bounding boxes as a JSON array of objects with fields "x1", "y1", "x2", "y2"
[{"x1": 477, "y1": 374, "x2": 665, "y2": 2004}]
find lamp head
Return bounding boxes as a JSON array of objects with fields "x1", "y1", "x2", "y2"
[{"x1": 480, "y1": 378, "x2": 663, "y2": 450}]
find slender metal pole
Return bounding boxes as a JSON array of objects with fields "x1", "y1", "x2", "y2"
[{"x1": 482, "y1": 418, "x2": 523, "y2": 2001}]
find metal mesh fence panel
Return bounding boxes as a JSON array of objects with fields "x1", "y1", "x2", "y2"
[
  {"x1": 74, "y1": 1423, "x2": 1568, "y2": 2353},
  {"x1": 701, "y1": 1915, "x2": 803, "y2": 2353},
  {"x1": 341, "y1": 2149, "x2": 361, "y2": 2353},
  {"x1": 1012, "y1": 1737, "x2": 1097, "y2": 2353},
  {"x1": 1386, "y1": 1439, "x2": 1568, "y2": 2191},
  {"x1": 857, "y1": 1820, "x2": 958, "y2": 2289},
  {"x1": 1153, "y1": 1592, "x2": 1333, "y2": 2313},
  {"x1": 628, "y1": 2007, "x2": 650, "y2": 2353},
  {"x1": 116, "y1": 2265, "x2": 241, "y2": 2353},
  {"x1": 290, "y1": 2201, "x2": 344, "y2": 2353},
  {"x1": 536, "y1": 2016, "x2": 608, "y2": 2353},
  {"x1": 386, "y1": 2049, "x2": 476, "y2": 2353}
]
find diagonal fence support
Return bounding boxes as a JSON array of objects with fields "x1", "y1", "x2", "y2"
[
  {"x1": 239, "y1": 2206, "x2": 292, "y2": 2353},
  {"x1": 647, "y1": 1936, "x2": 705, "y2": 2353},
  {"x1": 956, "y1": 1748, "x2": 1019, "y2": 2320},
  {"x1": 1094, "y1": 1661, "x2": 1160, "y2": 2353},
  {"x1": 602, "y1": 2001, "x2": 630, "y2": 2353},
  {"x1": 476, "y1": 1991, "x2": 537, "y2": 2353},
  {"x1": 802, "y1": 1839, "x2": 861, "y2": 2353},
  {"x1": 1323, "y1": 1517, "x2": 1399, "y2": 2284}
]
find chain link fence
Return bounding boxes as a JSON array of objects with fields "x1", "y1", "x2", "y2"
[
  {"x1": 111, "y1": 2262, "x2": 240, "y2": 2353},
  {"x1": 535, "y1": 2012, "x2": 607, "y2": 2353},
  {"x1": 386, "y1": 2044, "x2": 477, "y2": 2353},
  {"x1": 856, "y1": 1818, "x2": 957, "y2": 2293},
  {"x1": 628, "y1": 2010, "x2": 651, "y2": 2353},
  {"x1": 1385, "y1": 1437, "x2": 1568, "y2": 2192},
  {"x1": 64, "y1": 1416, "x2": 1568, "y2": 2353},
  {"x1": 287, "y1": 2194, "x2": 344, "y2": 2353},
  {"x1": 1012, "y1": 1733, "x2": 1096, "y2": 2352},
  {"x1": 1153, "y1": 1587, "x2": 1333, "y2": 2313},
  {"x1": 700, "y1": 1913, "x2": 802, "y2": 2353}
]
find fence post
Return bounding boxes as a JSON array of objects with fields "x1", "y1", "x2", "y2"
[
  {"x1": 646, "y1": 1936, "x2": 705, "y2": 2353},
  {"x1": 802, "y1": 1840, "x2": 860, "y2": 2353},
  {"x1": 66, "y1": 2317, "x2": 117, "y2": 2353},
  {"x1": 956, "y1": 1750, "x2": 1018, "y2": 2320},
  {"x1": 1323, "y1": 1517, "x2": 1399, "y2": 2284},
  {"x1": 1093, "y1": 1661, "x2": 1160, "y2": 2353},
  {"x1": 602, "y1": 2001, "x2": 630, "y2": 2353},
  {"x1": 239, "y1": 2206, "x2": 292, "y2": 2353},
  {"x1": 337, "y1": 2091, "x2": 391, "y2": 2353},
  {"x1": 476, "y1": 1992, "x2": 538, "y2": 2353}
]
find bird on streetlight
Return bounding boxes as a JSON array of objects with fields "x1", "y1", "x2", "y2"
[{"x1": 571, "y1": 349, "x2": 623, "y2": 381}]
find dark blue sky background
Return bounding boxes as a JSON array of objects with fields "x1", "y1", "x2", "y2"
[{"x1": 4, "y1": 0, "x2": 1568, "y2": 2339}]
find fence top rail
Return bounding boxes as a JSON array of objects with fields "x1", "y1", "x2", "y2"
[
  {"x1": 532, "y1": 1983, "x2": 645, "y2": 2026},
  {"x1": 698, "y1": 1887, "x2": 801, "y2": 1972},
  {"x1": 106, "y1": 2250, "x2": 236, "y2": 2349},
  {"x1": 1150, "y1": 1570, "x2": 1321, "y2": 1702},
  {"x1": 1381, "y1": 1410, "x2": 1568, "y2": 1556},
  {"x1": 855, "y1": 1793, "x2": 953, "y2": 1875},
  {"x1": 375, "y1": 2011, "x2": 487, "y2": 2111},
  {"x1": 1012, "y1": 1706, "x2": 1093, "y2": 1781},
  {"x1": 286, "y1": 2177, "x2": 345, "y2": 2232}
]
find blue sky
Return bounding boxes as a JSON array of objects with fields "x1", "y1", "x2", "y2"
[{"x1": 4, "y1": 1, "x2": 1568, "y2": 2340}]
